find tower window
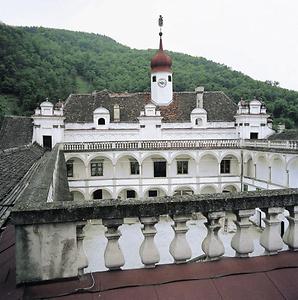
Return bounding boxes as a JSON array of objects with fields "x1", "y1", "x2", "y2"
[
  {"x1": 152, "y1": 76, "x2": 156, "y2": 82},
  {"x1": 168, "y1": 75, "x2": 172, "y2": 82},
  {"x1": 148, "y1": 190, "x2": 158, "y2": 197},
  {"x1": 98, "y1": 118, "x2": 105, "y2": 125}
]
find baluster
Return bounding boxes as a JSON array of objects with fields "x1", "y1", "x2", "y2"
[
  {"x1": 283, "y1": 206, "x2": 298, "y2": 250},
  {"x1": 103, "y1": 219, "x2": 125, "y2": 270},
  {"x1": 260, "y1": 207, "x2": 284, "y2": 255},
  {"x1": 231, "y1": 209, "x2": 255, "y2": 257},
  {"x1": 202, "y1": 212, "x2": 225, "y2": 260},
  {"x1": 169, "y1": 215, "x2": 192, "y2": 263},
  {"x1": 139, "y1": 217, "x2": 160, "y2": 268},
  {"x1": 76, "y1": 222, "x2": 88, "y2": 275}
]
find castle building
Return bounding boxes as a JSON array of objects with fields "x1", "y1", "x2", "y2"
[{"x1": 28, "y1": 24, "x2": 298, "y2": 202}]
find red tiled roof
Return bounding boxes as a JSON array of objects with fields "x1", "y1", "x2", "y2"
[{"x1": 1, "y1": 224, "x2": 298, "y2": 299}]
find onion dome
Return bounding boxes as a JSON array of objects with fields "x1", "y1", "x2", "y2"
[{"x1": 150, "y1": 33, "x2": 172, "y2": 72}]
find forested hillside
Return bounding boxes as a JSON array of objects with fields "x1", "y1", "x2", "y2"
[{"x1": 0, "y1": 24, "x2": 298, "y2": 127}]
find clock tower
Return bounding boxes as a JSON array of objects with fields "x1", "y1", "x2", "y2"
[{"x1": 150, "y1": 16, "x2": 173, "y2": 105}]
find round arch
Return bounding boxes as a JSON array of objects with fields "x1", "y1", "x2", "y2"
[
  {"x1": 143, "y1": 186, "x2": 168, "y2": 198},
  {"x1": 140, "y1": 152, "x2": 169, "y2": 165},
  {"x1": 115, "y1": 153, "x2": 141, "y2": 165},
  {"x1": 222, "y1": 184, "x2": 239, "y2": 193},
  {"x1": 220, "y1": 151, "x2": 241, "y2": 163},
  {"x1": 66, "y1": 157, "x2": 86, "y2": 178},
  {"x1": 200, "y1": 185, "x2": 218, "y2": 194},
  {"x1": 198, "y1": 151, "x2": 220, "y2": 164},
  {"x1": 255, "y1": 154, "x2": 269, "y2": 181},
  {"x1": 287, "y1": 157, "x2": 298, "y2": 188},
  {"x1": 91, "y1": 188, "x2": 113, "y2": 200},
  {"x1": 169, "y1": 152, "x2": 197, "y2": 164},
  {"x1": 270, "y1": 155, "x2": 286, "y2": 186},
  {"x1": 87, "y1": 153, "x2": 114, "y2": 165},
  {"x1": 173, "y1": 185, "x2": 195, "y2": 196},
  {"x1": 117, "y1": 187, "x2": 139, "y2": 200},
  {"x1": 198, "y1": 153, "x2": 219, "y2": 177},
  {"x1": 70, "y1": 190, "x2": 85, "y2": 201}
]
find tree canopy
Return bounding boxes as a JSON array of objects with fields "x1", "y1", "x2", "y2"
[{"x1": 0, "y1": 24, "x2": 297, "y2": 128}]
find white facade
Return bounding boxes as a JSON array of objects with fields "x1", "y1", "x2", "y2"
[{"x1": 150, "y1": 71, "x2": 173, "y2": 105}]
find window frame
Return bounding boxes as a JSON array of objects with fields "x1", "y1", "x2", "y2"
[
  {"x1": 177, "y1": 160, "x2": 189, "y2": 175},
  {"x1": 130, "y1": 160, "x2": 140, "y2": 175},
  {"x1": 220, "y1": 159, "x2": 231, "y2": 174},
  {"x1": 66, "y1": 160, "x2": 74, "y2": 177},
  {"x1": 90, "y1": 161, "x2": 104, "y2": 176}
]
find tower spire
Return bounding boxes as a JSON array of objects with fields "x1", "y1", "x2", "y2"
[{"x1": 158, "y1": 15, "x2": 163, "y2": 51}]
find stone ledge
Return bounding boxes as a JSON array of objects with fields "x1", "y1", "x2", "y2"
[{"x1": 11, "y1": 188, "x2": 298, "y2": 225}]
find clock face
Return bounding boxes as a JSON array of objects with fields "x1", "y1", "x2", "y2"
[{"x1": 158, "y1": 78, "x2": 167, "y2": 88}]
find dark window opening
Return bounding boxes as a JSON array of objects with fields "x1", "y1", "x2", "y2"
[
  {"x1": 250, "y1": 132, "x2": 258, "y2": 139},
  {"x1": 93, "y1": 189, "x2": 103, "y2": 200},
  {"x1": 261, "y1": 123, "x2": 266, "y2": 126},
  {"x1": 148, "y1": 190, "x2": 158, "y2": 197},
  {"x1": 154, "y1": 161, "x2": 167, "y2": 177},
  {"x1": 177, "y1": 161, "x2": 188, "y2": 174},
  {"x1": 130, "y1": 161, "x2": 140, "y2": 175},
  {"x1": 140, "y1": 125, "x2": 145, "y2": 128},
  {"x1": 98, "y1": 118, "x2": 105, "y2": 125},
  {"x1": 168, "y1": 75, "x2": 172, "y2": 82},
  {"x1": 244, "y1": 123, "x2": 249, "y2": 126},
  {"x1": 91, "y1": 161, "x2": 103, "y2": 176},
  {"x1": 127, "y1": 190, "x2": 136, "y2": 198},
  {"x1": 239, "y1": 123, "x2": 243, "y2": 126},
  {"x1": 220, "y1": 160, "x2": 231, "y2": 174},
  {"x1": 152, "y1": 76, "x2": 156, "y2": 82},
  {"x1": 66, "y1": 160, "x2": 74, "y2": 177},
  {"x1": 156, "y1": 124, "x2": 161, "y2": 128},
  {"x1": 43, "y1": 135, "x2": 52, "y2": 150},
  {"x1": 243, "y1": 184, "x2": 248, "y2": 191}
]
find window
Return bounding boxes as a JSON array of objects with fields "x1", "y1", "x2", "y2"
[
  {"x1": 98, "y1": 118, "x2": 105, "y2": 125},
  {"x1": 91, "y1": 161, "x2": 103, "y2": 176},
  {"x1": 127, "y1": 190, "x2": 136, "y2": 198},
  {"x1": 156, "y1": 125, "x2": 161, "y2": 128},
  {"x1": 66, "y1": 160, "x2": 74, "y2": 177},
  {"x1": 239, "y1": 123, "x2": 243, "y2": 126},
  {"x1": 93, "y1": 189, "x2": 103, "y2": 200},
  {"x1": 250, "y1": 132, "x2": 258, "y2": 139},
  {"x1": 154, "y1": 161, "x2": 167, "y2": 177},
  {"x1": 260, "y1": 123, "x2": 266, "y2": 127},
  {"x1": 43, "y1": 136, "x2": 52, "y2": 150},
  {"x1": 168, "y1": 75, "x2": 172, "y2": 82},
  {"x1": 130, "y1": 161, "x2": 140, "y2": 175},
  {"x1": 220, "y1": 160, "x2": 231, "y2": 174},
  {"x1": 195, "y1": 118, "x2": 203, "y2": 126},
  {"x1": 140, "y1": 125, "x2": 145, "y2": 128},
  {"x1": 148, "y1": 190, "x2": 158, "y2": 197},
  {"x1": 244, "y1": 123, "x2": 249, "y2": 126},
  {"x1": 177, "y1": 160, "x2": 188, "y2": 174},
  {"x1": 243, "y1": 184, "x2": 248, "y2": 191},
  {"x1": 152, "y1": 76, "x2": 156, "y2": 82}
]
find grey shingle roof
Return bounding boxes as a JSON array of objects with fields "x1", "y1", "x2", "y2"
[
  {"x1": 0, "y1": 144, "x2": 44, "y2": 228},
  {"x1": 0, "y1": 116, "x2": 33, "y2": 150},
  {"x1": 268, "y1": 130, "x2": 298, "y2": 140},
  {"x1": 64, "y1": 91, "x2": 237, "y2": 123}
]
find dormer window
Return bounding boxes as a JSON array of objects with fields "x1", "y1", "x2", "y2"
[{"x1": 98, "y1": 118, "x2": 105, "y2": 125}]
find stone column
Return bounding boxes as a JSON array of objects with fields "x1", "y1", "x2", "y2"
[
  {"x1": 283, "y1": 206, "x2": 298, "y2": 250},
  {"x1": 103, "y1": 218, "x2": 125, "y2": 270},
  {"x1": 260, "y1": 207, "x2": 284, "y2": 255},
  {"x1": 112, "y1": 164, "x2": 116, "y2": 198},
  {"x1": 231, "y1": 209, "x2": 255, "y2": 257},
  {"x1": 167, "y1": 162, "x2": 172, "y2": 195},
  {"x1": 169, "y1": 215, "x2": 192, "y2": 264},
  {"x1": 268, "y1": 166, "x2": 272, "y2": 183},
  {"x1": 139, "y1": 217, "x2": 160, "y2": 268},
  {"x1": 286, "y1": 170, "x2": 289, "y2": 187},
  {"x1": 202, "y1": 211, "x2": 225, "y2": 260},
  {"x1": 76, "y1": 222, "x2": 88, "y2": 275}
]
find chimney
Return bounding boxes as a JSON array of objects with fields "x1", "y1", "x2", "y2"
[
  {"x1": 195, "y1": 87, "x2": 204, "y2": 108},
  {"x1": 114, "y1": 104, "x2": 120, "y2": 122}
]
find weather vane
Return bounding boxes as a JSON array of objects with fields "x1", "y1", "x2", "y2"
[{"x1": 158, "y1": 15, "x2": 163, "y2": 35}]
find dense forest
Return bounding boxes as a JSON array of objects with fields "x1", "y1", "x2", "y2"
[{"x1": 0, "y1": 24, "x2": 298, "y2": 128}]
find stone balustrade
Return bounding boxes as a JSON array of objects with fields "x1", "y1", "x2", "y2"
[
  {"x1": 62, "y1": 139, "x2": 298, "y2": 152},
  {"x1": 12, "y1": 188, "x2": 298, "y2": 284}
]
